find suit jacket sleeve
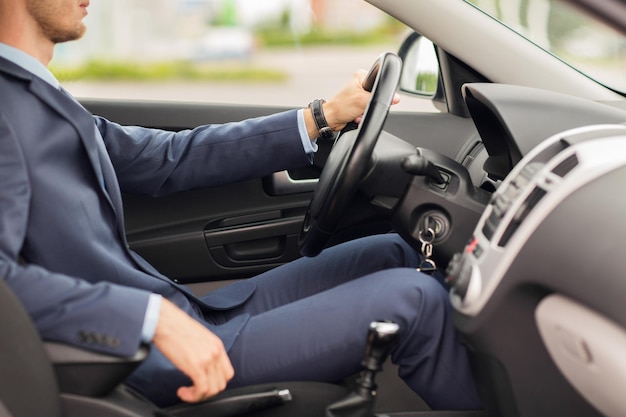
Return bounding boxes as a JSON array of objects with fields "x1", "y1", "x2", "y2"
[
  {"x1": 95, "y1": 110, "x2": 312, "y2": 196},
  {"x1": 0, "y1": 112, "x2": 150, "y2": 357}
]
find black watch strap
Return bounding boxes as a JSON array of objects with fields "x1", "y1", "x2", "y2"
[{"x1": 309, "y1": 99, "x2": 335, "y2": 140}]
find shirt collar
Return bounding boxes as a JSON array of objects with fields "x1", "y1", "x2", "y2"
[{"x1": 0, "y1": 42, "x2": 60, "y2": 89}]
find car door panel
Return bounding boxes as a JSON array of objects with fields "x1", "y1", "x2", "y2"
[
  {"x1": 120, "y1": 177, "x2": 311, "y2": 284},
  {"x1": 84, "y1": 100, "x2": 476, "y2": 284}
]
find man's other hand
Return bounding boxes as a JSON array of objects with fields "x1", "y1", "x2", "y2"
[{"x1": 152, "y1": 298, "x2": 234, "y2": 403}]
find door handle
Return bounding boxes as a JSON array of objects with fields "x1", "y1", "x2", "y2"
[{"x1": 264, "y1": 170, "x2": 318, "y2": 196}]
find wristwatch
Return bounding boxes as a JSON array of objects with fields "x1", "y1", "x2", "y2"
[{"x1": 309, "y1": 99, "x2": 336, "y2": 140}]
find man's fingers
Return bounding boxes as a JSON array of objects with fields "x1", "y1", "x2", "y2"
[
  {"x1": 177, "y1": 385, "x2": 221, "y2": 403},
  {"x1": 177, "y1": 364, "x2": 229, "y2": 403},
  {"x1": 152, "y1": 299, "x2": 235, "y2": 403},
  {"x1": 176, "y1": 381, "x2": 222, "y2": 403},
  {"x1": 178, "y1": 346, "x2": 235, "y2": 403},
  {"x1": 177, "y1": 386, "x2": 203, "y2": 403}
]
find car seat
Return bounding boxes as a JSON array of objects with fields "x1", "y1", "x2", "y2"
[{"x1": 0, "y1": 278, "x2": 351, "y2": 417}]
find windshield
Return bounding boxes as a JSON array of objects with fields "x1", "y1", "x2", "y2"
[{"x1": 465, "y1": 0, "x2": 626, "y2": 95}]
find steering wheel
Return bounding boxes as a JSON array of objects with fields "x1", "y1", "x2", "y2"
[{"x1": 299, "y1": 52, "x2": 403, "y2": 257}]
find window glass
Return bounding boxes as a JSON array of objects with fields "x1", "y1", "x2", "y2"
[
  {"x1": 465, "y1": 0, "x2": 626, "y2": 94},
  {"x1": 52, "y1": 0, "x2": 436, "y2": 112}
]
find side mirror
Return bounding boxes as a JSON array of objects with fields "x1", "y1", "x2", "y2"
[{"x1": 397, "y1": 32, "x2": 440, "y2": 98}]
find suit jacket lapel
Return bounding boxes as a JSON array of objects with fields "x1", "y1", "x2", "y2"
[
  {"x1": 31, "y1": 82, "x2": 104, "y2": 186},
  {"x1": 92, "y1": 126, "x2": 128, "y2": 239},
  {"x1": 0, "y1": 59, "x2": 108, "y2": 200},
  {"x1": 3, "y1": 61, "x2": 128, "y2": 236}
]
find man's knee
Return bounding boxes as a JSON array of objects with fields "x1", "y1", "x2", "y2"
[
  {"x1": 383, "y1": 273, "x2": 457, "y2": 360},
  {"x1": 359, "y1": 233, "x2": 419, "y2": 268},
  {"x1": 374, "y1": 270, "x2": 450, "y2": 321}
]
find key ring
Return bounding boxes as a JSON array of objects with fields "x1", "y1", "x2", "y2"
[
  {"x1": 418, "y1": 227, "x2": 435, "y2": 259},
  {"x1": 416, "y1": 227, "x2": 438, "y2": 274},
  {"x1": 417, "y1": 258, "x2": 437, "y2": 273},
  {"x1": 418, "y1": 227, "x2": 435, "y2": 244}
]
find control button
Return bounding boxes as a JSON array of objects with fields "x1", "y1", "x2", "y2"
[
  {"x1": 465, "y1": 238, "x2": 478, "y2": 254},
  {"x1": 483, "y1": 208, "x2": 503, "y2": 240},
  {"x1": 511, "y1": 174, "x2": 529, "y2": 189},
  {"x1": 493, "y1": 194, "x2": 511, "y2": 216},
  {"x1": 472, "y1": 243, "x2": 483, "y2": 258},
  {"x1": 446, "y1": 253, "x2": 473, "y2": 300},
  {"x1": 521, "y1": 162, "x2": 542, "y2": 178},
  {"x1": 452, "y1": 263, "x2": 472, "y2": 300},
  {"x1": 502, "y1": 183, "x2": 520, "y2": 200},
  {"x1": 444, "y1": 253, "x2": 462, "y2": 287}
]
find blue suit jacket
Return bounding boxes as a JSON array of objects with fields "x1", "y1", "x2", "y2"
[{"x1": 0, "y1": 56, "x2": 311, "y2": 357}]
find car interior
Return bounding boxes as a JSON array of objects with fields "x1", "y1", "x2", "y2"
[{"x1": 3, "y1": 0, "x2": 626, "y2": 416}]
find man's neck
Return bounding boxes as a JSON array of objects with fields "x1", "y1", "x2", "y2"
[{"x1": 0, "y1": 6, "x2": 54, "y2": 66}]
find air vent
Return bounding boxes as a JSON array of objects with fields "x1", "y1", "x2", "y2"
[
  {"x1": 481, "y1": 162, "x2": 543, "y2": 241},
  {"x1": 498, "y1": 186, "x2": 547, "y2": 247},
  {"x1": 551, "y1": 154, "x2": 579, "y2": 177}
]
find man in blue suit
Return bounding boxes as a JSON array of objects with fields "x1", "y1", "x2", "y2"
[{"x1": 0, "y1": 0, "x2": 481, "y2": 410}]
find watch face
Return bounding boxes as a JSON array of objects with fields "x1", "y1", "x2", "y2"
[{"x1": 319, "y1": 126, "x2": 335, "y2": 140}]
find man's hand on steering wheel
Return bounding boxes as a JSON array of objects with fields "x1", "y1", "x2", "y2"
[
  {"x1": 323, "y1": 69, "x2": 373, "y2": 132},
  {"x1": 303, "y1": 69, "x2": 370, "y2": 140},
  {"x1": 299, "y1": 52, "x2": 403, "y2": 257},
  {"x1": 304, "y1": 67, "x2": 401, "y2": 140}
]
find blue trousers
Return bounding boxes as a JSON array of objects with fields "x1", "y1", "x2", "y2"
[{"x1": 130, "y1": 234, "x2": 481, "y2": 410}]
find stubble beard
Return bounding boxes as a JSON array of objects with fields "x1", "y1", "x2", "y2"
[{"x1": 27, "y1": 0, "x2": 86, "y2": 44}]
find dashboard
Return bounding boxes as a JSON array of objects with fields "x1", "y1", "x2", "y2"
[{"x1": 443, "y1": 85, "x2": 626, "y2": 417}]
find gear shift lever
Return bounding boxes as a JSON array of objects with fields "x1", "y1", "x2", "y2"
[{"x1": 326, "y1": 321, "x2": 400, "y2": 417}]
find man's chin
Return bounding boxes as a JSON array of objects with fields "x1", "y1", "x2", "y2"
[{"x1": 51, "y1": 24, "x2": 86, "y2": 44}]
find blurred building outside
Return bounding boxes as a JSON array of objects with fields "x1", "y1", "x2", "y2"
[
  {"x1": 53, "y1": 0, "x2": 436, "y2": 111},
  {"x1": 53, "y1": 0, "x2": 389, "y2": 66}
]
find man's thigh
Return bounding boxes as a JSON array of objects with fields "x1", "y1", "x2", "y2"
[
  {"x1": 211, "y1": 233, "x2": 422, "y2": 322},
  {"x1": 226, "y1": 268, "x2": 448, "y2": 387}
]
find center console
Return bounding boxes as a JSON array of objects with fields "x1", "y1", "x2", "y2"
[{"x1": 446, "y1": 124, "x2": 626, "y2": 417}]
